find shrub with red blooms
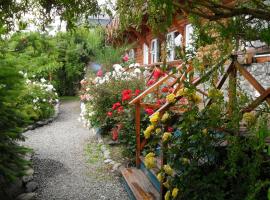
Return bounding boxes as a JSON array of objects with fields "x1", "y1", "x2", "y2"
[
  {"x1": 153, "y1": 68, "x2": 164, "y2": 80},
  {"x1": 122, "y1": 54, "x2": 129, "y2": 62},
  {"x1": 122, "y1": 89, "x2": 132, "y2": 101},
  {"x1": 134, "y1": 89, "x2": 141, "y2": 96},
  {"x1": 107, "y1": 112, "x2": 113, "y2": 117},
  {"x1": 117, "y1": 106, "x2": 124, "y2": 113},
  {"x1": 145, "y1": 108, "x2": 154, "y2": 116},
  {"x1": 161, "y1": 86, "x2": 169, "y2": 93},
  {"x1": 147, "y1": 79, "x2": 155, "y2": 86},
  {"x1": 112, "y1": 102, "x2": 121, "y2": 110},
  {"x1": 157, "y1": 98, "x2": 166, "y2": 105}
]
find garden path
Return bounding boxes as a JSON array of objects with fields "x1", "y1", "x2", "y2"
[{"x1": 23, "y1": 100, "x2": 128, "y2": 200}]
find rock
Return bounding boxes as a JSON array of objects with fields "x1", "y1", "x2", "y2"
[
  {"x1": 104, "y1": 159, "x2": 113, "y2": 164},
  {"x1": 16, "y1": 193, "x2": 36, "y2": 200},
  {"x1": 101, "y1": 145, "x2": 106, "y2": 152},
  {"x1": 104, "y1": 150, "x2": 110, "y2": 159},
  {"x1": 112, "y1": 163, "x2": 122, "y2": 171},
  {"x1": 22, "y1": 168, "x2": 34, "y2": 183},
  {"x1": 25, "y1": 181, "x2": 38, "y2": 192},
  {"x1": 108, "y1": 140, "x2": 120, "y2": 145}
]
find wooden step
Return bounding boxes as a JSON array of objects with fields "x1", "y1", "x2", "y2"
[
  {"x1": 140, "y1": 156, "x2": 161, "y2": 192},
  {"x1": 121, "y1": 167, "x2": 161, "y2": 200}
]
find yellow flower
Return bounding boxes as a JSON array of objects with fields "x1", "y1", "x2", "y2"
[
  {"x1": 155, "y1": 128, "x2": 162, "y2": 134},
  {"x1": 176, "y1": 88, "x2": 188, "y2": 97},
  {"x1": 156, "y1": 173, "x2": 164, "y2": 182},
  {"x1": 181, "y1": 158, "x2": 190, "y2": 165},
  {"x1": 163, "y1": 180, "x2": 170, "y2": 189},
  {"x1": 172, "y1": 188, "x2": 179, "y2": 199},
  {"x1": 162, "y1": 132, "x2": 172, "y2": 142},
  {"x1": 165, "y1": 191, "x2": 171, "y2": 200},
  {"x1": 191, "y1": 93, "x2": 201, "y2": 104},
  {"x1": 243, "y1": 112, "x2": 256, "y2": 125},
  {"x1": 145, "y1": 152, "x2": 155, "y2": 158},
  {"x1": 166, "y1": 93, "x2": 176, "y2": 103},
  {"x1": 143, "y1": 125, "x2": 155, "y2": 139},
  {"x1": 150, "y1": 112, "x2": 159, "y2": 124},
  {"x1": 202, "y1": 128, "x2": 208, "y2": 136},
  {"x1": 208, "y1": 88, "x2": 223, "y2": 99},
  {"x1": 161, "y1": 112, "x2": 170, "y2": 122},
  {"x1": 164, "y1": 164, "x2": 173, "y2": 176},
  {"x1": 145, "y1": 152, "x2": 156, "y2": 169}
]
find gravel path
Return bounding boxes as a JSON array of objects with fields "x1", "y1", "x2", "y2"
[{"x1": 23, "y1": 100, "x2": 129, "y2": 200}]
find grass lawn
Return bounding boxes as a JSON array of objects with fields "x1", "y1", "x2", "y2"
[{"x1": 60, "y1": 96, "x2": 80, "y2": 101}]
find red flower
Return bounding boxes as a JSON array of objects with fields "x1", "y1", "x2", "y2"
[
  {"x1": 97, "y1": 69, "x2": 103, "y2": 77},
  {"x1": 117, "y1": 106, "x2": 124, "y2": 113},
  {"x1": 161, "y1": 87, "x2": 169, "y2": 93},
  {"x1": 112, "y1": 102, "x2": 121, "y2": 110},
  {"x1": 167, "y1": 127, "x2": 174, "y2": 132},
  {"x1": 122, "y1": 54, "x2": 129, "y2": 62},
  {"x1": 145, "y1": 108, "x2": 154, "y2": 116},
  {"x1": 107, "y1": 112, "x2": 113, "y2": 117},
  {"x1": 153, "y1": 69, "x2": 163, "y2": 80},
  {"x1": 134, "y1": 89, "x2": 141, "y2": 96},
  {"x1": 122, "y1": 89, "x2": 132, "y2": 101},
  {"x1": 147, "y1": 79, "x2": 155, "y2": 86}
]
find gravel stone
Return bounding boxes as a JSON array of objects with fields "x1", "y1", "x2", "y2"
[
  {"x1": 26, "y1": 181, "x2": 38, "y2": 192},
  {"x1": 22, "y1": 101, "x2": 128, "y2": 200},
  {"x1": 16, "y1": 193, "x2": 37, "y2": 200}
]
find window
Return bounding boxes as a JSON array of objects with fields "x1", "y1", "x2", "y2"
[
  {"x1": 167, "y1": 31, "x2": 181, "y2": 61},
  {"x1": 128, "y1": 49, "x2": 135, "y2": 60},
  {"x1": 151, "y1": 39, "x2": 159, "y2": 63},
  {"x1": 185, "y1": 24, "x2": 194, "y2": 50},
  {"x1": 143, "y1": 43, "x2": 149, "y2": 65}
]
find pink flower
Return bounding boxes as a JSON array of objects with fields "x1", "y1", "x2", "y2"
[
  {"x1": 97, "y1": 69, "x2": 103, "y2": 77},
  {"x1": 107, "y1": 112, "x2": 113, "y2": 117},
  {"x1": 167, "y1": 127, "x2": 174, "y2": 132},
  {"x1": 117, "y1": 106, "x2": 124, "y2": 113},
  {"x1": 122, "y1": 54, "x2": 129, "y2": 62},
  {"x1": 80, "y1": 79, "x2": 87, "y2": 85},
  {"x1": 145, "y1": 108, "x2": 154, "y2": 116},
  {"x1": 169, "y1": 87, "x2": 174, "y2": 93}
]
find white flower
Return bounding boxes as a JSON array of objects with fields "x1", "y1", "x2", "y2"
[
  {"x1": 46, "y1": 85, "x2": 54, "y2": 91},
  {"x1": 55, "y1": 99, "x2": 59, "y2": 103},
  {"x1": 134, "y1": 63, "x2": 140, "y2": 67},
  {"x1": 33, "y1": 106, "x2": 37, "y2": 110},
  {"x1": 134, "y1": 68, "x2": 141, "y2": 74},
  {"x1": 40, "y1": 78, "x2": 46, "y2": 83},
  {"x1": 23, "y1": 73, "x2": 28, "y2": 78},
  {"x1": 19, "y1": 71, "x2": 24, "y2": 75},
  {"x1": 26, "y1": 79, "x2": 31, "y2": 84},
  {"x1": 55, "y1": 92, "x2": 58, "y2": 96},
  {"x1": 113, "y1": 64, "x2": 124, "y2": 72},
  {"x1": 43, "y1": 99, "x2": 46, "y2": 102},
  {"x1": 129, "y1": 63, "x2": 135, "y2": 68}
]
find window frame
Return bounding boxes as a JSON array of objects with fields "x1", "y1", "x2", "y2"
[
  {"x1": 143, "y1": 43, "x2": 149, "y2": 65},
  {"x1": 151, "y1": 38, "x2": 159, "y2": 64}
]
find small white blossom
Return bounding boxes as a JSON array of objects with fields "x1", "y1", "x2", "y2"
[{"x1": 40, "y1": 78, "x2": 46, "y2": 83}]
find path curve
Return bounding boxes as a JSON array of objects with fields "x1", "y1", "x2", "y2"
[{"x1": 23, "y1": 100, "x2": 128, "y2": 200}]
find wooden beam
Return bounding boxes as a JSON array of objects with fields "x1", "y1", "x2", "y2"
[
  {"x1": 235, "y1": 61, "x2": 270, "y2": 106},
  {"x1": 135, "y1": 102, "x2": 141, "y2": 168},
  {"x1": 241, "y1": 88, "x2": 270, "y2": 113}
]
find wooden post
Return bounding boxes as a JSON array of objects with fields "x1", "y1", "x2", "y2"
[
  {"x1": 135, "y1": 101, "x2": 141, "y2": 168},
  {"x1": 228, "y1": 56, "x2": 237, "y2": 117}
]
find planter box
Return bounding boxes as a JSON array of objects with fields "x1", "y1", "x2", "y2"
[{"x1": 254, "y1": 54, "x2": 270, "y2": 63}]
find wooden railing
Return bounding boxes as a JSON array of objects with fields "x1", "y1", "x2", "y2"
[{"x1": 129, "y1": 55, "x2": 270, "y2": 169}]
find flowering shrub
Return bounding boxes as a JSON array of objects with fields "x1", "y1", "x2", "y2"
[
  {"x1": 19, "y1": 73, "x2": 59, "y2": 121},
  {"x1": 142, "y1": 85, "x2": 270, "y2": 199}
]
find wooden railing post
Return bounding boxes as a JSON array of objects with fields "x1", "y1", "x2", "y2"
[
  {"x1": 228, "y1": 56, "x2": 237, "y2": 117},
  {"x1": 135, "y1": 101, "x2": 141, "y2": 168}
]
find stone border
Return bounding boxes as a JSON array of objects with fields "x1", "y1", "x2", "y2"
[
  {"x1": 95, "y1": 128, "x2": 122, "y2": 173},
  {"x1": 23, "y1": 103, "x2": 60, "y2": 132}
]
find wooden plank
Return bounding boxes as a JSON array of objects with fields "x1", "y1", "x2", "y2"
[
  {"x1": 140, "y1": 59, "x2": 182, "y2": 68},
  {"x1": 235, "y1": 61, "x2": 270, "y2": 106},
  {"x1": 121, "y1": 167, "x2": 160, "y2": 200},
  {"x1": 241, "y1": 88, "x2": 270, "y2": 113},
  {"x1": 135, "y1": 102, "x2": 141, "y2": 168}
]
